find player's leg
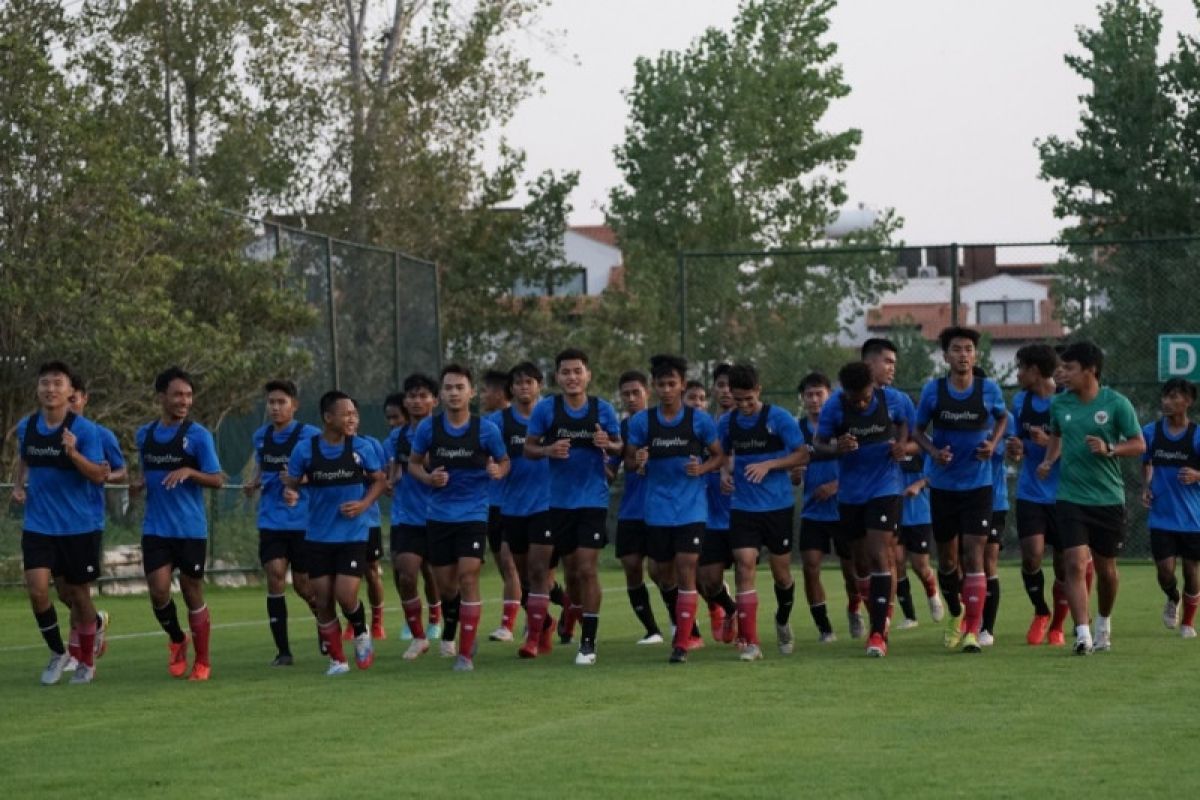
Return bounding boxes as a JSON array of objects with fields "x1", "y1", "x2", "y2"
[
  {"x1": 1180, "y1": 549, "x2": 1200, "y2": 638},
  {"x1": 800, "y1": 544, "x2": 833, "y2": 642},
  {"x1": 455, "y1": 547, "x2": 484, "y2": 670},
  {"x1": 144, "y1": 539, "x2": 190, "y2": 678},
  {"x1": 178, "y1": 561, "x2": 212, "y2": 679},
  {"x1": 667, "y1": 525, "x2": 703, "y2": 662},
  {"x1": 731, "y1": 546, "x2": 761, "y2": 660},
  {"x1": 1020, "y1": 516, "x2": 1052, "y2": 644},
  {"x1": 364, "y1": 527, "x2": 386, "y2": 640},
  {"x1": 617, "y1": 520, "x2": 662, "y2": 642},
  {"x1": 767, "y1": 550, "x2": 795, "y2": 655},
  {"x1": 864, "y1": 527, "x2": 894, "y2": 657},
  {"x1": 931, "y1": 490, "x2": 964, "y2": 644},
  {"x1": 1152, "y1": 531, "x2": 1182, "y2": 629},
  {"x1": 892, "y1": 538, "x2": 917, "y2": 627},
  {"x1": 959, "y1": 531, "x2": 988, "y2": 652},
  {"x1": 308, "y1": 556, "x2": 349, "y2": 674},
  {"x1": 334, "y1": 561, "x2": 373, "y2": 669},
  {"x1": 23, "y1": 536, "x2": 69, "y2": 684},
  {"x1": 1058, "y1": 506, "x2": 1095, "y2": 653},
  {"x1": 903, "y1": 527, "x2": 942, "y2": 622},
  {"x1": 573, "y1": 532, "x2": 603, "y2": 664},
  {"x1": 263, "y1": 551, "x2": 293, "y2": 664},
  {"x1": 980, "y1": 539, "x2": 1001, "y2": 645},
  {"x1": 421, "y1": 559, "x2": 442, "y2": 636},
  {"x1": 519, "y1": 540, "x2": 556, "y2": 658}
]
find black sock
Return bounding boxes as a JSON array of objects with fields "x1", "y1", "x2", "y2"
[
  {"x1": 520, "y1": 586, "x2": 529, "y2": 608},
  {"x1": 345, "y1": 602, "x2": 367, "y2": 637},
  {"x1": 154, "y1": 599, "x2": 187, "y2": 644},
  {"x1": 868, "y1": 573, "x2": 891, "y2": 636},
  {"x1": 660, "y1": 585, "x2": 679, "y2": 626},
  {"x1": 709, "y1": 584, "x2": 737, "y2": 615},
  {"x1": 580, "y1": 613, "x2": 599, "y2": 648},
  {"x1": 442, "y1": 595, "x2": 461, "y2": 642},
  {"x1": 809, "y1": 602, "x2": 833, "y2": 635},
  {"x1": 982, "y1": 576, "x2": 1000, "y2": 634},
  {"x1": 34, "y1": 606, "x2": 65, "y2": 655},
  {"x1": 938, "y1": 570, "x2": 963, "y2": 617},
  {"x1": 627, "y1": 584, "x2": 661, "y2": 636},
  {"x1": 896, "y1": 576, "x2": 916, "y2": 621},
  {"x1": 267, "y1": 594, "x2": 290, "y2": 655},
  {"x1": 317, "y1": 623, "x2": 329, "y2": 656},
  {"x1": 1022, "y1": 568, "x2": 1051, "y2": 616},
  {"x1": 1162, "y1": 577, "x2": 1181, "y2": 604},
  {"x1": 774, "y1": 581, "x2": 795, "y2": 626},
  {"x1": 548, "y1": 582, "x2": 565, "y2": 607}
]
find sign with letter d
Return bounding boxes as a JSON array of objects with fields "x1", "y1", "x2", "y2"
[{"x1": 1159, "y1": 335, "x2": 1200, "y2": 381}]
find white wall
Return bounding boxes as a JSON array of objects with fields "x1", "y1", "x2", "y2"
[{"x1": 563, "y1": 230, "x2": 621, "y2": 296}]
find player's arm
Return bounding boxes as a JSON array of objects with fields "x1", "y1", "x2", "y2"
[
  {"x1": 487, "y1": 455, "x2": 511, "y2": 480},
  {"x1": 1036, "y1": 434, "x2": 1062, "y2": 480},
  {"x1": 408, "y1": 451, "x2": 448, "y2": 488},
  {"x1": 11, "y1": 456, "x2": 27, "y2": 504},
  {"x1": 61, "y1": 427, "x2": 110, "y2": 485},
  {"x1": 690, "y1": 441, "x2": 725, "y2": 477},
  {"x1": 1142, "y1": 462, "x2": 1154, "y2": 508},
  {"x1": 340, "y1": 469, "x2": 387, "y2": 518},
  {"x1": 243, "y1": 463, "x2": 263, "y2": 497}
]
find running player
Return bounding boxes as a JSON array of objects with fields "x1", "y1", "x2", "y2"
[
  {"x1": 343, "y1": 405, "x2": 389, "y2": 642},
  {"x1": 524, "y1": 348, "x2": 622, "y2": 665},
  {"x1": 690, "y1": 367, "x2": 738, "y2": 643},
  {"x1": 1037, "y1": 340, "x2": 1145, "y2": 654},
  {"x1": 815, "y1": 362, "x2": 911, "y2": 657},
  {"x1": 134, "y1": 366, "x2": 225, "y2": 681},
  {"x1": 625, "y1": 354, "x2": 724, "y2": 663},
  {"x1": 979, "y1": 409, "x2": 1017, "y2": 646},
  {"x1": 13, "y1": 362, "x2": 110, "y2": 684},
  {"x1": 793, "y1": 371, "x2": 852, "y2": 643},
  {"x1": 244, "y1": 380, "x2": 321, "y2": 666},
  {"x1": 895, "y1": 451, "x2": 943, "y2": 629},
  {"x1": 1142, "y1": 378, "x2": 1200, "y2": 638},
  {"x1": 285, "y1": 391, "x2": 386, "y2": 675},
  {"x1": 718, "y1": 363, "x2": 808, "y2": 661},
  {"x1": 409, "y1": 364, "x2": 510, "y2": 672},
  {"x1": 912, "y1": 327, "x2": 1008, "y2": 653},
  {"x1": 481, "y1": 370, "x2": 524, "y2": 643}
]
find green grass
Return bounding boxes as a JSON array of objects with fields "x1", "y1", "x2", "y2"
[{"x1": 0, "y1": 563, "x2": 1194, "y2": 799}]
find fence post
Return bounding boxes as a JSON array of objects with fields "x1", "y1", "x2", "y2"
[
  {"x1": 677, "y1": 251, "x2": 687, "y2": 357},
  {"x1": 949, "y1": 242, "x2": 960, "y2": 326},
  {"x1": 432, "y1": 262, "x2": 444, "y2": 372},
  {"x1": 325, "y1": 235, "x2": 340, "y2": 388},
  {"x1": 393, "y1": 251, "x2": 402, "y2": 389}
]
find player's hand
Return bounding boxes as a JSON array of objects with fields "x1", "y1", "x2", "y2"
[
  {"x1": 339, "y1": 499, "x2": 368, "y2": 518},
  {"x1": 1036, "y1": 460, "x2": 1053, "y2": 480},
  {"x1": 934, "y1": 446, "x2": 953, "y2": 466},
  {"x1": 1028, "y1": 426, "x2": 1050, "y2": 447},
  {"x1": 795, "y1": 447, "x2": 811, "y2": 468},
  {"x1": 1179, "y1": 467, "x2": 1200, "y2": 485},
  {"x1": 242, "y1": 479, "x2": 260, "y2": 498},
  {"x1": 743, "y1": 461, "x2": 771, "y2": 484},
  {"x1": 975, "y1": 439, "x2": 996, "y2": 461},
  {"x1": 548, "y1": 438, "x2": 571, "y2": 459},
  {"x1": 282, "y1": 487, "x2": 300, "y2": 507},
  {"x1": 789, "y1": 465, "x2": 804, "y2": 486},
  {"x1": 61, "y1": 427, "x2": 78, "y2": 453},
  {"x1": 593, "y1": 424, "x2": 611, "y2": 450},
  {"x1": 1141, "y1": 487, "x2": 1153, "y2": 508},
  {"x1": 685, "y1": 455, "x2": 702, "y2": 477},
  {"x1": 889, "y1": 440, "x2": 906, "y2": 462},
  {"x1": 814, "y1": 481, "x2": 838, "y2": 502},
  {"x1": 836, "y1": 433, "x2": 858, "y2": 454},
  {"x1": 162, "y1": 468, "x2": 193, "y2": 489},
  {"x1": 1084, "y1": 435, "x2": 1109, "y2": 456},
  {"x1": 635, "y1": 448, "x2": 649, "y2": 469},
  {"x1": 1005, "y1": 437, "x2": 1024, "y2": 461},
  {"x1": 486, "y1": 457, "x2": 503, "y2": 480},
  {"x1": 720, "y1": 472, "x2": 734, "y2": 495},
  {"x1": 10, "y1": 485, "x2": 26, "y2": 505},
  {"x1": 904, "y1": 481, "x2": 924, "y2": 498},
  {"x1": 429, "y1": 466, "x2": 449, "y2": 488}
]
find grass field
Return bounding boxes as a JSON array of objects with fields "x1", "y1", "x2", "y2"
[{"x1": 1, "y1": 562, "x2": 1195, "y2": 799}]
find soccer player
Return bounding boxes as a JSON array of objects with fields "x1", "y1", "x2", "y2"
[
  {"x1": 134, "y1": 366, "x2": 225, "y2": 681},
  {"x1": 980, "y1": 410, "x2": 1017, "y2": 646},
  {"x1": 343, "y1": 404, "x2": 389, "y2": 642},
  {"x1": 613, "y1": 369, "x2": 667, "y2": 644},
  {"x1": 696, "y1": 364, "x2": 739, "y2": 643},
  {"x1": 895, "y1": 452, "x2": 943, "y2": 629},
  {"x1": 793, "y1": 371, "x2": 852, "y2": 643},
  {"x1": 1006, "y1": 344, "x2": 1070, "y2": 645},
  {"x1": 13, "y1": 362, "x2": 110, "y2": 685},
  {"x1": 481, "y1": 370, "x2": 524, "y2": 643},
  {"x1": 1037, "y1": 340, "x2": 1145, "y2": 654},
  {"x1": 524, "y1": 348, "x2": 622, "y2": 665},
  {"x1": 815, "y1": 362, "x2": 911, "y2": 657},
  {"x1": 625, "y1": 354, "x2": 724, "y2": 663},
  {"x1": 386, "y1": 375, "x2": 442, "y2": 659},
  {"x1": 244, "y1": 380, "x2": 321, "y2": 666},
  {"x1": 1141, "y1": 378, "x2": 1200, "y2": 638},
  {"x1": 409, "y1": 365, "x2": 510, "y2": 672},
  {"x1": 718, "y1": 363, "x2": 808, "y2": 661},
  {"x1": 684, "y1": 380, "x2": 707, "y2": 408},
  {"x1": 912, "y1": 327, "x2": 1008, "y2": 653},
  {"x1": 284, "y1": 390, "x2": 386, "y2": 675}
]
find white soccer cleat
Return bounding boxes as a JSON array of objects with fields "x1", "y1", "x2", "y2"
[
  {"x1": 1073, "y1": 635, "x2": 1094, "y2": 656},
  {"x1": 488, "y1": 626, "x2": 514, "y2": 643},
  {"x1": 818, "y1": 631, "x2": 837, "y2": 644},
  {"x1": 439, "y1": 640, "x2": 458, "y2": 658},
  {"x1": 41, "y1": 652, "x2": 72, "y2": 685},
  {"x1": 928, "y1": 594, "x2": 945, "y2": 622},
  {"x1": 63, "y1": 655, "x2": 79, "y2": 673},
  {"x1": 575, "y1": 648, "x2": 597, "y2": 666},
  {"x1": 776, "y1": 623, "x2": 794, "y2": 655},
  {"x1": 403, "y1": 638, "x2": 430, "y2": 660},
  {"x1": 325, "y1": 659, "x2": 350, "y2": 676},
  {"x1": 452, "y1": 655, "x2": 475, "y2": 672},
  {"x1": 636, "y1": 632, "x2": 664, "y2": 645},
  {"x1": 69, "y1": 664, "x2": 95, "y2": 684},
  {"x1": 847, "y1": 611, "x2": 864, "y2": 639},
  {"x1": 399, "y1": 623, "x2": 414, "y2": 641},
  {"x1": 897, "y1": 618, "x2": 919, "y2": 631},
  {"x1": 95, "y1": 609, "x2": 111, "y2": 657},
  {"x1": 978, "y1": 631, "x2": 995, "y2": 647},
  {"x1": 739, "y1": 643, "x2": 763, "y2": 662},
  {"x1": 1163, "y1": 599, "x2": 1180, "y2": 630},
  {"x1": 1181, "y1": 625, "x2": 1197, "y2": 639},
  {"x1": 1093, "y1": 629, "x2": 1112, "y2": 652}
]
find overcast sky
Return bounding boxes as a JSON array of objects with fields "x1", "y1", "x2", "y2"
[{"x1": 497, "y1": 0, "x2": 1197, "y2": 245}]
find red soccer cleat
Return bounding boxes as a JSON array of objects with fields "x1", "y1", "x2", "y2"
[
  {"x1": 168, "y1": 635, "x2": 190, "y2": 678},
  {"x1": 1027, "y1": 614, "x2": 1051, "y2": 646},
  {"x1": 686, "y1": 634, "x2": 706, "y2": 651},
  {"x1": 371, "y1": 621, "x2": 386, "y2": 641},
  {"x1": 1047, "y1": 628, "x2": 1066, "y2": 647},
  {"x1": 342, "y1": 621, "x2": 354, "y2": 641},
  {"x1": 187, "y1": 662, "x2": 211, "y2": 682},
  {"x1": 518, "y1": 641, "x2": 539, "y2": 659},
  {"x1": 538, "y1": 615, "x2": 555, "y2": 655},
  {"x1": 866, "y1": 632, "x2": 888, "y2": 657},
  {"x1": 709, "y1": 606, "x2": 726, "y2": 641}
]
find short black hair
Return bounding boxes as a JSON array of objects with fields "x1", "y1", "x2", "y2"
[
  {"x1": 618, "y1": 369, "x2": 648, "y2": 389},
  {"x1": 1163, "y1": 378, "x2": 1198, "y2": 401},
  {"x1": 509, "y1": 361, "x2": 544, "y2": 385},
  {"x1": 798, "y1": 371, "x2": 832, "y2": 393},
  {"x1": 861, "y1": 338, "x2": 898, "y2": 359},
  {"x1": 384, "y1": 392, "x2": 406, "y2": 409},
  {"x1": 727, "y1": 363, "x2": 759, "y2": 392},
  {"x1": 838, "y1": 362, "x2": 873, "y2": 393},
  {"x1": 402, "y1": 372, "x2": 438, "y2": 395},
  {"x1": 649, "y1": 353, "x2": 688, "y2": 382},
  {"x1": 1059, "y1": 340, "x2": 1104, "y2": 378},
  {"x1": 712, "y1": 363, "x2": 733, "y2": 382},
  {"x1": 1015, "y1": 344, "x2": 1058, "y2": 378},
  {"x1": 685, "y1": 380, "x2": 706, "y2": 393},
  {"x1": 440, "y1": 363, "x2": 473, "y2": 384},
  {"x1": 483, "y1": 369, "x2": 513, "y2": 399},
  {"x1": 319, "y1": 389, "x2": 352, "y2": 416},
  {"x1": 937, "y1": 326, "x2": 981, "y2": 352},
  {"x1": 37, "y1": 361, "x2": 73, "y2": 382},
  {"x1": 155, "y1": 366, "x2": 194, "y2": 394},
  {"x1": 555, "y1": 348, "x2": 589, "y2": 369},
  {"x1": 264, "y1": 379, "x2": 298, "y2": 398},
  {"x1": 69, "y1": 373, "x2": 87, "y2": 394}
]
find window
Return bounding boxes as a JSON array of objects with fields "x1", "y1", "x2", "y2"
[
  {"x1": 976, "y1": 299, "x2": 1034, "y2": 325},
  {"x1": 513, "y1": 267, "x2": 587, "y2": 297}
]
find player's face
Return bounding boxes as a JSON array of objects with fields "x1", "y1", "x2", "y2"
[
  {"x1": 802, "y1": 385, "x2": 829, "y2": 416},
  {"x1": 844, "y1": 386, "x2": 874, "y2": 412},
  {"x1": 405, "y1": 387, "x2": 436, "y2": 421},
  {"x1": 1053, "y1": 361, "x2": 1068, "y2": 386},
  {"x1": 384, "y1": 404, "x2": 405, "y2": 429},
  {"x1": 160, "y1": 378, "x2": 193, "y2": 421},
  {"x1": 865, "y1": 350, "x2": 897, "y2": 386},
  {"x1": 511, "y1": 374, "x2": 541, "y2": 405},
  {"x1": 944, "y1": 338, "x2": 976, "y2": 375},
  {"x1": 481, "y1": 383, "x2": 508, "y2": 412},
  {"x1": 556, "y1": 360, "x2": 590, "y2": 396},
  {"x1": 345, "y1": 405, "x2": 361, "y2": 435},
  {"x1": 1161, "y1": 390, "x2": 1192, "y2": 417},
  {"x1": 266, "y1": 390, "x2": 296, "y2": 425},
  {"x1": 67, "y1": 390, "x2": 87, "y2": 414},
  {"x1": 653, "y1": 372, "x2": 684, "y2": 408},
  {"x1": 440, "y1": 373, "x2": 473, "y2": 412},
  {"x1": 323, "y1": 398, "x2": 357, "y2": 436},
  {"x1": 619, "y1": 380, "x2": 647, "y2": 414},
  {"x1": 731, "y1": 387, "x2": 761, "y2": 416},
  {"x1": 36, "y1": 371, "x2": 71, "y2": 410},
  {"x1": 1059, "y1": 360, "x2": 1092, "y2": 393},
  {"x1": 684, "y1": 387, "x2": 707, "y2": 409},
  {"x1": 1015, "y1": 361, "x2": 1035, "y2": 390},
  {"x1": 713, "y1": 376, "x2": 734, "y2": 410}
]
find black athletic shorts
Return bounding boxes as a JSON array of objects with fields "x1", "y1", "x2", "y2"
[
  {"x1": 729, "y1": 507, "x2": 794, "y2": 556},
  {"x1": 1056, "y1": 500, "x2": 1125, "y2": 558},
  {"x1": 305, "y1": 540, "x2": 368, "y2": 579},
  {"x1": 838, "y1": 496, "x2": 901, "y2": 542},
  {"x1": 1016, "y1": 500, "x2": 1060, "y2": 550},
  {"x1": 487, "y1": 506, "x2": 503, "y2": 555},
  {"x1": 647, "y1": 523, "x2": 705, "y2": 563},
  {"x1": 390, "y1": 523, "x2": 428, "y2": 558},
  {"x1": 615, "y1": 519, "x2": 649, "y2": 559},
  {"x1": 22, "y1": 530, "x2": 102, "y2": 585},
  {"x1": 898, "y1": 524, "x2": 932, "y2": 555},
  {"x1": 549, "y1": 507, "x2": 608, "y2": 555},
  {"x1": 699, "y1": 528, "x2": 733, "y2": 567},
  {"x1": 798, "y1": 518, "x2": 850, "y2": 559},
  {"x1": 427, "y1": 520, "x2": 488, "y2": 567},
  {"x1": 1150, "y1": 529, "x2": 1200, "y2": 562},
  {"x1": 988, "y1": 511, "x2": 1006, "y2": 548},
  {"x1": 930, "y1": 486, "x2": 993, "y2": 543},
  {"x1": 142, "y1": 534, "x2": 206, "y2": 579},
  {"x1": 501, "y1": 512, "x2": 550, "y2": 554},
  {"x1": 259, "y1": 528, "x2": 307, "y2": 571},
  {"x1": 367, "y1": 526, "x2": 383, "y2": 562}
]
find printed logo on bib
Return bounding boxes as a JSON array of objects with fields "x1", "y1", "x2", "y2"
[{"x1": 1094, "y1": 411, "x2": 1109, "y2": 425}]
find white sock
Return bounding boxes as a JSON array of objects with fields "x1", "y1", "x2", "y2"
[
  {"x1": 1096, "y1": 615, "x2": 1111, "y2": 635},
  {"x1": 1075, "y1": 623, "x2": 1092, "y2": 640}
]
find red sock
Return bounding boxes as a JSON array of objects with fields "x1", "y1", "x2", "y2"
[
  {"x1": 1184, "y1": 593, "x2": 1200, "y2": 628},
  {"x1": 371, "y1": 604, "x2": 384, "y2": 627},
  {"x1": 319, "y1": 620, "x2": 345, "y2": 663},
  {"x1": 673, "y1": 591, "x2": 699, "y2": 649},
  {"x1": 428, "y1": 601, "x2": 442, "y2": 626},
  {"x1": 459, "y1": 601, "x2": 482, "y2": 659},
  {"x1": 402, "y1": 598, "x2": 426, "y2": 639},
  {"x1": 856, "y1": 577, "x2": 870, "y2": 607},
  {"x1": 962, "y1": 573, "x2": 986, "y2": 635},
  {"x1": 1050, "y1": 581, "x2": 1070, "y2": 631},
  {"x1": 501, "y1": 600, "x2": 520, "y2": 632},
  {"x1": 68, "y1": 628, "x2": 81, "y2": 661},
  {"x1": 77, "y1": 620, "x2": 97, "y2": 668},
  {"x1": 1085, "y1": 560, "x2": 1095, "y2": 595},
  {"x1": 525, "y1": 594, "x2": 549, "y2": 648},
  {"x1": 736, "y1": 590, "x2": 759, "y2": 645},
  {"x1": 921, "y1": 572, "x2": 938, "y2": 598},
  {"x1": 188, "y1": 606, "x2": 212, "y2": 666}
]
